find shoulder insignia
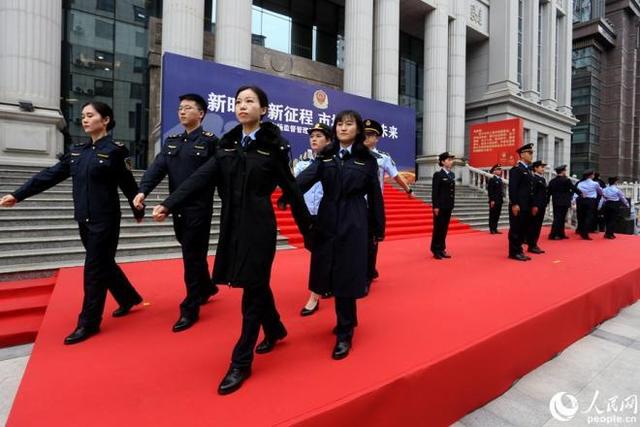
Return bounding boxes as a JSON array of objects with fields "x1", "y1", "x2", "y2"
[
  {"x1": 167, "y1": 133, "x2": 181, "y2": 139},
  {"x1": 202, "y1": 131, "x2": 215, "y2": 137},
  {"x1": 257, "y1": 149, "x2": 271, "y2": 156},
  {"x1": 371, "y1": 151, "x2": 383, "y2": 159},
  {"x1": 323, "y1": 158, "x2": 333, "y2": 163},
  {"x1": 112, "y1": 140, "x2": 124, "y2": 147},
  {"x1": 354, "y1": 161, "x2": 366, "y2": 166},
  {"x1": 377, "y1": 149, "x2": 390, "y2": 157}
]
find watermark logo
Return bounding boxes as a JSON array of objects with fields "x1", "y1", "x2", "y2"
[
  {"x1": 550, "y1": 392, "x2": 579, "y2": 421},
  {"x1": 549, "y1": 391, "x2": 638, "y2": 424}
]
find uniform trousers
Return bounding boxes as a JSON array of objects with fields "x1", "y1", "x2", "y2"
[
  {"x1": 508, "y1": 206, "x2": 531, "y2": 256},
  {"x1": 334, "y1": 297, "x2": 357, "y2": 342},
  {"x1": 603, "y1": 201, "x2": 622, "y2": 237},
  {"x1": 576, "y1": 198, "x2": 597, "y2": 237},
  {"x1": 489, "y1": 201, "x2": 502, "y2": 232},
  {"x1": 549, "y1": 205, "x2": 569, "y2": 238},
  {"x1": 366, "y1": 230, "x2": 379, "y2": 281},
  {"x1": 231, "y1": 284, "x2": 285, "y2": 368},
  {"x1": 431, "y1": 208, "x2": 452, "y2": 254},
  {"x1": 526, "y1": 207, "x2": 546, "y2": 248},
  {"x1": 172, "y1": 209, "x2": 217, "y2": 317},
  {"x1": 78, "y1": 219, "x2": 142, "y2": 328}
]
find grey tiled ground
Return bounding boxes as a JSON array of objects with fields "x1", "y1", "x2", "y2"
[
  {"x1": 0, "y1": 344, "x2": 32, "y2": 426},
  {"x1": 455, "y1": 301, "x2": 640, "y2": 427},
  {"x1": 1, "y1": 303, "x2": 639, "y2": 427}
]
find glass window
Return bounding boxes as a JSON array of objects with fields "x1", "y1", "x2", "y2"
[
  {"x1": 94, "y1": 79, "x2": 113, "y2": 97},
  {"x1": 130, "y1": 83, "x2": 144, "y2": 99},
  {"x1": 95, "y1": 19, "x2": 113, "y2": 39},
  {"x1": 133, "y1": 57, "x2": 146, "y2": 73},
  {"x1": 96, "y1": 0, "x2": 115, "y2": 13},
  {"x1": 517, "y1": 0, "x2": 523, "y2": 87}
]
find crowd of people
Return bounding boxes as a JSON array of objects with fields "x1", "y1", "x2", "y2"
[{"x1": 0, "y1": 85, "x2": 632, "y2": 396}]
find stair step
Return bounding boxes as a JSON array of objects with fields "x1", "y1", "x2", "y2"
[{"x1": 0, "y1": 311, "x2": 43, "y2": 347}]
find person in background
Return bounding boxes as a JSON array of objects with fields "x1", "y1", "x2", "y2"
[
  {"x1": 599, "y1": 176, "x2": 629, "y2": 239},
  {"x1": 363, "y1": 118, "x2": 412, "y2": 290},
  {"x1": 0, "y1": 101, "x2": 144, "y2": 344},
  {"x1": 508, "y1": 143, "x2": 534, "y2": 261},
  {"x1": 487, "y1": 164, "x2": 504, "y2": 234},
  {"x1": 547, "y1": 165, "x2": 580, "y2": 240},
  {"x1": 526, "y1": 160, "x2": 548, "y2": 254},
  {"x1": 430, "y1": 152, "x2": 456, "y2": 260},
  {"x1": 575, "y1": 170, "x2": 603, "y2": 240},
  {"x1": 295, "y1": 122, "x2": 332, "y2": 316}
]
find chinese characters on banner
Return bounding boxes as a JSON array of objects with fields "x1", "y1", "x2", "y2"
[
  {"x1": 161, "y1": 53, "x2": 415, "y2": 170},
  {"x1": 468, "y1": 118, "x2": 524, "y2": 168}
]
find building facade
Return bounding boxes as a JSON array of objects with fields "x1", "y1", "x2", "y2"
[
  {"x1": 572, "y1": 0, "x2": 640, "y2": 181},
  {"x1": 0, "y1": 0, "x2": 577, "y2": 178}
]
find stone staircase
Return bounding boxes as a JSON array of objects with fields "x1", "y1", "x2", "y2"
[
  {"x1": 410, "y1": 180, "x2": 511, "y2": 230},
  {"x1": 0, "y1": 165, "x2": 292, "y2": 278}
]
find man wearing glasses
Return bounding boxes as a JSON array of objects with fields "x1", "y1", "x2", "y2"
[{"x1": 134, "y1": 93, "x2": 219, "y2": 331}]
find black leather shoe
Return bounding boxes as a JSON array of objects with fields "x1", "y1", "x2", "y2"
[
  {"x1": 200, "y1": 286, "x2": 219, "y2": 305},
  {"x1": 433, "y1": 252, "x2": 443, "y2": 260},
  {"x1": 440, "y1": 251, "x2": 452, "y2": 258},
  {"x1": 372, "y1": 270, "x2": 379, "y2": 280},
  {"x1": 218, "y1": 367, "x2": 251, "y2": 395},
  {"x1": 64, "y1": 325, "x2": 100, "y2": 345},
  {"x1": 332, "y1": 340, "x2": 352, "y2": 360},
  {"x1": 528, "y1": 247, "x2": 545, "y2": 254},
  {"x1": 112, "y1": 299, "x2": 142, "y2": 318},
  {"x1": 255, "y1": 329, "x2": 287, "y2": 354},
  {"x1": 549, "y1": 236, "x2": 562, "y2": 240},
  {"x1": 604, "y1": 234, "x2": 615, "y2": 239},
  {"x1": 509, "y1": 253, "x2": 530, "y2": 262},
  {"x1": 581, "y1": 235, "x2": 593, "y2": 240},
  {"x1": 300, "y1": 300, "x2": 319, "y2": 317},
  {"x1": 172, "y1": 315, "x2": 198, "y2": 332}
]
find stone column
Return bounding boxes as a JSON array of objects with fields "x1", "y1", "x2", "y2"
[
  {"x1": 487, "y1": 0, "x2": 519, "y2": 94},
  {"x1": 556, "y1": 10, "x2": 573, "y2": 115},
  {"x1": 161, "y1": 0, "x2": 205, "y2": 59},
  {"x1": 0, "y1": 0, "x2": 64, "y2": 166},
  {"x1": 522, "y1": 0, "x2": 540, "y2": 101},
  {"x1": 373, "y1": 0, "x2": 399, "y2": 104},
  {"x1": 344, "y1": 0, "x2": 374, "y2": 97},
  {"x1": 419, "y1": 1, "x2": 449, "y2": 177},
  {"x1": 447, "y1": 0, "x2": 467, "y2": 159},
  {"x1": 215, "y1": 0, "x2": 252, "y2": 69},
  {"x1": 539, "y1": 0, "x2": 557, "y2": 108}
]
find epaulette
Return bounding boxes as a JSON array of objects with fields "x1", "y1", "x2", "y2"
[
  {"x1": 202, "y1": 131, "x2": 215, "y2": 138},
  {"x1": 377, "y1": 149, "x2": 391, "y2": 157},
  {"x1": 371, "y1": 151, "x2": 383, "y2": 159},
  {"x1": 112, "y1": 140, "x2": 125, "y2": 147},
  {"x1": 167, "y1": 133, "x2": 181, "y2": 139},
  {"x1": 72, "y1": 142, "x2": 84, "y2": 147}
]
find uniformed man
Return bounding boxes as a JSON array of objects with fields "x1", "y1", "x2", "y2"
[
  {"x1": 547, "y1": 164, "x2": 580, "y2": 240},
  {"x1": 593, "y1": 172, "x2": 606, "y2": 232},
  {"x1": 575, "y1": 170, "x2": 603, "y2": 240},
  {"x1": 508, "y1": 143, "x2": 534, "y2": 261},
  {"x1": 487, "y1": 164, "x2": 504, "y2": 234},
  {"x1": 526, "y1": 160, "x2": 548, "y2": 254},
  {"x1": 431, "y1": 152, "x2": 455, "y2": 259},
  {"x1": 599, "y1": 176, "x2": 630, "y2": 239},
  {"x1": 133, "y1": 93, "x2": 218, "y2": 332},
  {"x1": 363, "y1": 119, "x2": 412, "y2": 283}
]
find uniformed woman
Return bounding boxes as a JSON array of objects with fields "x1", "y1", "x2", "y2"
[
  {"x1": 152, "y1": 85, "x2": 312, "y2": 395},
  {"x1": 290, "y1": 110, "x2": 385, "y2": 361},
  {"x1": 0, "y1": 102, "x2": 144, "y2": 345}
]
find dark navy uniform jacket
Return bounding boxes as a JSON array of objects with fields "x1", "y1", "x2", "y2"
[
  {"x1": 531, "y1": 174, "x2": 548, "y2": 209},
  {"x1": 139, "y1": 126, "x2": 217, "y2": 213},
  {"x1": 12, "y1": 134, "x2": 142, "y2": 223},
  {"x1": 508, "y1": 162, "x2": 534, "y2": 210},
  {"x1": 432, "y1": 169, "x2": 456, "y2": 210},
  {"x1": 487, "y1": 176, "x2": 504, "y2": 203}
]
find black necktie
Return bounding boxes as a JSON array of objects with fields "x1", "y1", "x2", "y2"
[
  {"x1": 242, "y1": 135, "x2": 252, "y2": 148},
  {"x1": 340, "y1": 149, "x2": 348, "y2": 159}
]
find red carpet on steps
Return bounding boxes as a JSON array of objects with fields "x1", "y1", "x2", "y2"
[
  {"x1": 272, "y1": 183, "x2": 472, "y2": 247},
  {"x1": 8, "y1": 230, "x2": 640, "y2": 426},
  {"x1": 0, "y1": 275, "x2": 57, "y2": 348}
]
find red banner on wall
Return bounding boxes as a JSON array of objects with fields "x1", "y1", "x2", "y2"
[{"x1": 469, "y1": 118, "x2": 523, "y2": 168}]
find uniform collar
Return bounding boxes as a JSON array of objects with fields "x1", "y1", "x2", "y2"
[
  {"x1": 184, "y1": 126, "x2": 203, "y2": 141},
  {"x1": 92, "y1": 133, "x2": 112, "y2": 149}
]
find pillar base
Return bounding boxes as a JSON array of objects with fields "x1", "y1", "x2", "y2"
[{"x1": 0, "y1": 105, "x2": 64, "y2": 167}]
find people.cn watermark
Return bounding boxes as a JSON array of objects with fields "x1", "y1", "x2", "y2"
[{"x1": 549, "y1": 391, "x2": 638, "y2": 424}]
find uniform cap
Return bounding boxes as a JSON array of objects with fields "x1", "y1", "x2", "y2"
[
  {"x1": 307, "y1": 122, "x2": 331, "y2": 138},
  {"x1": 363, "y1": 119, "x2": 383, "y2": 136}
]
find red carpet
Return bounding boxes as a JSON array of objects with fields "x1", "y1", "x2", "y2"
[
  {"x1": 8, "y1": 230, "x2": 640, "y2": 426},
  {"x1": 0, "y1": 275, "x2": 56, "y2": 348},
  {"x1": 273, "y1": 183, "x2": 472, "y2": 247}
]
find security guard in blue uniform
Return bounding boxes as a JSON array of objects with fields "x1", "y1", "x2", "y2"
[
  {"x1": 508, "y1": 143, "x2": 535, "y2": 261},
  {"x1": 1, "y1": 101, "x2": 144, "y2": 344},
  {"x1": 487, "y1": 164, "x2": 504, "y2": 234},
  {"x1": 135, "y1": 94, "x2": 218, "y2": 332},
  {"x1": 431, "y1": 152, "x2": 456, "y2": 259}
]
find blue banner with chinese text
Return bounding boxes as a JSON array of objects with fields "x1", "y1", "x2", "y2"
[{"x1": 161, "y1": 52, "x2": 416, "y2": 169}]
